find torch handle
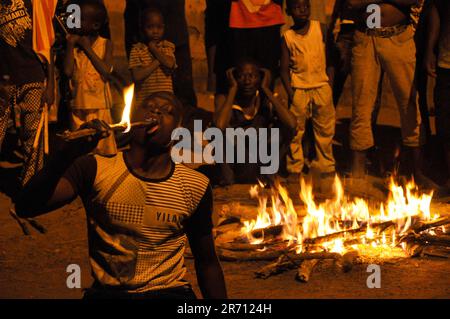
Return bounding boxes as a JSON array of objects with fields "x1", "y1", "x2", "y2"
[{"x1": 58, "y1": 121, "x2": 155, "y2": 141}]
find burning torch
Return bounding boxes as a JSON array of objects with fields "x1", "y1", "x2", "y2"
[{"x1": 58, "y1": 84, "x2": 157, "y2": 141}]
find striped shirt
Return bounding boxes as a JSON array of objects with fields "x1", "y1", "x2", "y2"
[
  {"x1": 63, "y1": 152, "x2": 212, "y2": 293},
  {"x1": 129, "y1": 41, "x2": 175, "y2": 105}
]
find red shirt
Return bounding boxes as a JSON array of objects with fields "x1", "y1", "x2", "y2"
[{"x1": 229, "y1": 0, "x2": 285, "y2": 29}]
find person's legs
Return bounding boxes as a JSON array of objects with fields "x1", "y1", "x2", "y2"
[
  {"x1": 377, "y1": 26, "x2": 422, "y2": 151},
  {"x1": 377, "y1": 27, "x2": 437, "y2": 189},
  {"x1": 287, "y1": 89, "x2": 309, "y2": 174},
  {"x1": 311, "y1": 84, "x2": 336, "y2": 174},
  {"x1": 332, "y1": 28, "x2": 354, "y2": 106},
  {"x1": 350, "y1": 31, "x2": 381, "y2": 178},
  {"x1": 0, "y1": 86, "x2": 12, "y2": 151},
  {"x1": 435, "y1": 67, "x2": 450, "y2": 188},
  {"x1": 16, "y1": 82, "x2": 45, "y2": 186}
]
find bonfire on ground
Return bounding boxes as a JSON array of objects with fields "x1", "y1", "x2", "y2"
[{"x1": 212, "y1": 176, "x2": 450, "y2": 282}]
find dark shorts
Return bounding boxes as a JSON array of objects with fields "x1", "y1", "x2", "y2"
[
  {"x1": 435, "y1": 67, "x2": 450, "y2": 148},
  {"x1": 82, "y1": 284, "x2": 197, "y2": 300}
]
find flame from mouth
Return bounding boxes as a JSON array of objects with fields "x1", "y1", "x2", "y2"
[{"x1": 120, "y1": 84, "x2": 135, "y2": 133}]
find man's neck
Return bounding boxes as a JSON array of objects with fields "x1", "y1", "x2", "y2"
[{"x1": 125, "y1": 145, "x2": 173, "y2": 180}]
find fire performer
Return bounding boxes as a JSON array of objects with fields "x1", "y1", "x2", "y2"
[
  {"x1": 347, "y1": 0, "x2": 439, "y2": 190},
  {"x1": 15, "y1": 92, "x2": 227, "y2": 299}
]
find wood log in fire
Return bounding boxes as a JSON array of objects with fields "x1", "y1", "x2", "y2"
[
  {"x1": 216, "y1": 247, "x2": 290, "y2": 261},
  {"x1": 405, "y1": 233, "x2": 450, "y2": 247},
  {"x1": 340, "y1": 250, "x2": 360, "y2": 273},
  {"x1": 295, "y1": 259, "x2": 319, "y2": 282},
  {"x1": 404, "y1": 242, "x2": 424, "y2": 257},
  {"x1": 302, "y1": 220, "x2": 395, "y2": 245},
  {"x1": 255, "y1": 255, "x2": 295, "y2": 279},
  {"x1": 250, "y1": 225, "x2": 284, "y2": 239},
  {"x1": 422, "y1": 246, "x2": 450, "y2": 258},
  {"x1": 411, "y1": 216, "x2": 450, "y2": 233},
  {"x1": 254, "y1": 251, "x2": 342, "y2": 279}
]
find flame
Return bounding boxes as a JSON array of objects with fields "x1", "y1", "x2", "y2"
[
  {"x1": 120, "y1": 84, "x2": 135, "y2": 133},
  {"x1": 241, "y1": 176, "x2": 437, "y2": 257}
]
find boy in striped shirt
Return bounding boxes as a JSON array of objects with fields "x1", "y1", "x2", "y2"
[
  {"x1": 16, "y1": 92, "x2": 227, "y2": 299},
  {"x1": 129, "y1": 8, "x2": 176, "y2": 106}
]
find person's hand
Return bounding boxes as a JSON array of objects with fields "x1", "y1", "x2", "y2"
[
  {"x1": 77, "y1": 36, "x2": 91, "y2": 50},
  {"x1": 148, "y1": 40, "x2": 161, "y2": 51},
  {"x1": 66, "y1": 34, "x2": 80, "y2": 46},
  {"x1": 226, "y1": 67, "x2": 238, "y2": 89},
  {"x1": 424, "y1": 50, "x2": 437, "y2": 78},
  {"x1": 260, "y1": 68, "x2": 272, "y2": 92},
  {"x1": 61, "y1": 119, "x2": 111, "y2": 160}
]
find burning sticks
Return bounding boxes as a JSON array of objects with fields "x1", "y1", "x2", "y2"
[
  {"x1": 214, "y1": 176, "x2": 450, "y2": 283},
  {"x1": 57, "y1": 84, "x2": 159, "y2": 141},
  {"x1": 295, "y1": 259, "x2": 319, "y2": 282}
]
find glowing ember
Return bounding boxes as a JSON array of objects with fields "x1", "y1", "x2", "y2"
[
  {"x1": 120, "y1": 84, "x2": 135, "y2": 133},
  {"x1": 241, "y1": 176, "x2": 438, "y2": 257}
]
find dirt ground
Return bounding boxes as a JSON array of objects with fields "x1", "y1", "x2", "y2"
[{"x1": 1, "y1": 181, "x2": 449, "y2": 299}]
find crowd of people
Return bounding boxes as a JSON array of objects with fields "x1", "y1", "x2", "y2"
[
  {"x1": 1, "y1": 0, "x2": 449, "y2": 192},
  {"x1": 0, "y1": 0, "x2": 449, "y2": 299}
]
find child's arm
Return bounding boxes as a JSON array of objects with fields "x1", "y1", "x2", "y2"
[
  {"x1": 129, "y1": 43, "x2": 161, "y2": 83},
  {"x1": 280, "y1": 37, "x2": 294, "y2": 103},
  {"x1": 77, "y1": 36, "x2": 114, "y2": 82},
  {"x1": 64, "y1": 34, "x2": 79, "y2": 77},
  {"x1": 148, "y1": 41, "x2": 176, "y2": 69},
  {"x1": 424, "y1": 1, "x2": 440, "y2": 78},
  {"x1": 214, "y1": 68, "x2": 238, "y2": 130},
  {"x1": 261, "y1": 69, "x2": 297, "y2": 135},
  {"x1": 130, "y1": 60, "x2": 161, "y2": 83}
]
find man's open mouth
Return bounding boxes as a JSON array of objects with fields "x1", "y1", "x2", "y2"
[{"x1": 146, "y1": 124, "x2": 160, "y2": 135}]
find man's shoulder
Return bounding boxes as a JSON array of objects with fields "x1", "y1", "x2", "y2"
[
  {"x1": 94, "y1": 152, "x2": 123, "y2": 170},
  {"x1": 174, "y1": 163, "x2": 210, "y2": 191}
]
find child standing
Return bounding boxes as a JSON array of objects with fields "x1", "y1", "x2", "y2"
[
  {"x1": 64, "y1": 0, "x2": 117, "y2": 156},
  {"x1": 129, "y1": 8, "x2": 176, "y2": 107},
  {"x1": 280, "y1": 0, "x2": 336, "y2": 178}
]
